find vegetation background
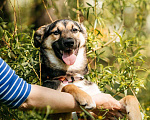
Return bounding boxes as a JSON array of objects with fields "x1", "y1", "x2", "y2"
[{"x1": 0, "y1": 0, "x2": 150, "y2": 119}]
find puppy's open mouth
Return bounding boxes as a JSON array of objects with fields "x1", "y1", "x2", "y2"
[
  {"x1": 52, "y1": 39, "x2": 79, "y2": 65},
  {"x1": 61, "y1": 49, "x2": 78, "y2": 65}
]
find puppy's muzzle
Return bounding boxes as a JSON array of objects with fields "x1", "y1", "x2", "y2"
[
  {"x1": 63, "y1": 38, "x2": 74, "y2": 49},
  {"x1": 52, "y1": 37, "x2": 78, "y2": 65}
]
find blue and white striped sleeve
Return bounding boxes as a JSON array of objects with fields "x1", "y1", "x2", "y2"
[{"x1": 0, "y1": 57, "x2": 31, "y2": 108}]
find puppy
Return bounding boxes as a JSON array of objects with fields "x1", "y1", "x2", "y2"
[{"x1": 34, "y1": 19, "x2": 141, "y2": 120}]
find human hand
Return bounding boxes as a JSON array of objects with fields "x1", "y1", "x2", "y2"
[
  {"x1": 91, "y1": 93, "x2": 126, "y2": 119},
  {"x1": 92, "y1": 93, "x2": 121, "y2": 110}
]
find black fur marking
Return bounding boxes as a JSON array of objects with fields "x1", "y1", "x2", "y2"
[
  {"x1": 43, "y1": 20, "x2": 62, "y2": 40},
  {"x1": 41, "y1": 65, "x2": 66, "y2": 89},
  {"x1": 41, "y1": 67, "x2": 67, "y2": 80},
  {"x1": 41, "y1": 64, "x2": 67, "y2": 80},
  {"x1": 52, "y1": 40, "x2": 63, "y2": 60},
  {"x1": 62, "y1": 20, "x2": 67, "y2": 27},
  {"x1": 51, "y1": 28, "x2": 61, "y2": 35},
  {"x1": 71, "y1": 77, "x2": 75, "y2": 82},
  {"x1": 43, "y1": 80, "x2": 61, "y2": 90},
  {"x1": 34, "y1": 33, "x2": 42, "y2": 48}
]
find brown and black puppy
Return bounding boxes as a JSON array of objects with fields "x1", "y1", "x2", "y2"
[{"x1": 34, "y1": 19, "x2": 141, "y2": 120}]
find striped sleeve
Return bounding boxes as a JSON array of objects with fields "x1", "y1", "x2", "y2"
[{"x1": 0, "y1": 57, "x2": 31, "y2": 108}]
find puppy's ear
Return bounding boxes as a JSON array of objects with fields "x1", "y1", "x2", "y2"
[{"x1": 34, "y1": 25, "x2": 48, "y2": 48}]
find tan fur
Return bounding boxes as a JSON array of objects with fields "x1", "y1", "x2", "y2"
[
  {"x1": 120, "y1": 95, "x2": 141, "y2": 120},
  {"x1": 55, "y1": 22, "x2": 66, "y2": 31},
  {"x1": 62, "y1": 84, "x2": 96, "y2": 109}
]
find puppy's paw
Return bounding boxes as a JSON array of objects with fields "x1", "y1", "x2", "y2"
[
  {"x1": 77, "y1": 93, "x2": 96, "y2": 110},
  {"x1": 62, "y1": 84, "x2": 96, "y2": 110}
]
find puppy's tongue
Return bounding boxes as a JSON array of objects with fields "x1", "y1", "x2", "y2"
[{"x1": 62, "y1": 51, "x2": 76, "y2": 65}]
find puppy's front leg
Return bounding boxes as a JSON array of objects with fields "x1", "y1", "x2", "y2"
[
  {"x1": 62, "y1": 84, "x2": 96, "y2": 110},
  {"x1": 120, "y1": 95, "x2": 142, "y2": 120}
]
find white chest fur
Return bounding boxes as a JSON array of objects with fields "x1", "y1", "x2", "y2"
[
  {"x1": 59, "y1": 79, "x2": 101, "y2": 96},
  {"x1": 73, "y1": 80, "x2": 101, "y2": 96}
]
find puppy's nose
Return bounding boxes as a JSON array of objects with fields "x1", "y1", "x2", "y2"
[{"x1": 63, "y1": 38, "x2": 74, "y2": 48}]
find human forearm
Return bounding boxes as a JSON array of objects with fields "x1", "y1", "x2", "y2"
[
  {"x1": 19, "y1": 85, "x2": 122, "y2": 113},
  {"x1": 19, "y1": 84, "x2": 81, "y2": 113},
  {"x1": 19, "y1": 84, "x2": 125, "y2": 119}
]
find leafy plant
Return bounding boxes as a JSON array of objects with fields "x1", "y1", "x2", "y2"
[{"x1": 0, "y1": 0, "x2": 150, "y2": 119}]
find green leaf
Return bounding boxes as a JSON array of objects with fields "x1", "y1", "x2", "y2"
[
  {"x1": 87, "y1": 7, "x2": 90, "y2": 20},
  {"x1": 86, "y1": 2, "x2": 92, "y2": 7},
  {"x1": 114, "y1": 31, "x2": 123, "y2": 47},
  {"x1": 0, "y1": 26, "x2": 3, "y2": 36},
  {"x1": 79, "y1": 106, "x2": 95, "y2": 120},
  {"x1": 95, "y1": 29, "x2": 103, "y2": 36}
]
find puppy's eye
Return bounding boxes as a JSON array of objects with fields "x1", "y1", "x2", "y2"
[
  {"x1": 53, "y1": 30, "x2": 60, "y2": 35},
  {"x1": 72, "y1": 28, "x2": 78, "y2": 33}
]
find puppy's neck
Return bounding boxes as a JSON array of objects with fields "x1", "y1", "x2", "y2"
[{"x1": 41, "y1": 46, "x2": 88, "y2": 79}]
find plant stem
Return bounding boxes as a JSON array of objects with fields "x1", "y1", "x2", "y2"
[
  {"x1": 94, "y1": 0, "x2": 97, "y2": 19},
  {"x1": 77, "y1": 0, "x2": 80, "y2": 23},
  {"x1": 42, "y1": 0, "x2": 53, "y2": 22}
]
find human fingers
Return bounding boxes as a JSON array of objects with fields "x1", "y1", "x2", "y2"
[{"x1": 92, "y1": 93, "x2": 121, "y2": 110}]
